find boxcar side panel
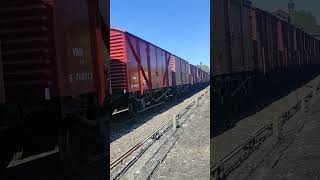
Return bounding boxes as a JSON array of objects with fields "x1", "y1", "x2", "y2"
[
  {"x1": 149, "y1": 45, "x2": 158, "y2": 89},
  {"x1": 0, "y1": 44, "x2": 4, "y2": 103},
  {"x1": 156, "y1": 49, "x2": 163, "y2": 88},
  {"x1": 241, "y1": 2, "x2": 253, "y2": 71},
  {"x1": 212, "y1": 0, "x2": 231, "y2": 76},
  {"x1": 0, "y1": 1, "x2": 57, "y2": 101},
  {"x1": 110, "y1": 29, "x2": 127, "y2": 94},
  {"x1": 54, "y1": 0, "x2": 110, "y2": 96},
  {"x1": 229, "y1": 0, "x2": 244, "y2": 71},
  {"x1": 175, "y1": 57, "x2": 182, "y2": 86},
  {"x1": 170, "y1": 55, "x2": 176, "y2": 86},
  {"x1": 181, "y1": 59, "x2": 187, "y2": 85},
  {"x1": 161, "y1": 50, "x2": 167, "y2": 88},
  {"x1": 138, "y1": 40, "x2": 151, "y2": 91},
  {"x1": 187, "y1": 64, "x2": 191, "y2": 84},
  {"x1": 125, "y1": 35, "x2": 140, "y2": 92},
  {"x1": 167, "y1": 54, "x2": 173, "y2": 87},
  {"x1": 213, "y1": 0, "x2": 254, "y2": 76}
]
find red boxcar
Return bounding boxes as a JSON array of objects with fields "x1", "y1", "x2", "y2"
[
  {"x1": 110, "y1": 29, "x2": 171, "y2": 95},
  {"x1": 0, "y1": 0, "x2": 109, "y2": 171},
  {"x1": 0, "y1": 0, "x2": 109, "y2": 105}
]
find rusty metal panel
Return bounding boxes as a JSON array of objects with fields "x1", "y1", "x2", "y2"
[
  {"x1": 191, "y1": 64, "x2": 197, "y2": 84},
  {"x1": 180, "y1": 59, "x2": 187, "y2": 85},
  {"x1": 251, "y1": 8, "x2": 261, "y2": 70},
  {"x1": 125, "y1": 35, "x2": 139, "y2": 92},
  {"x1": 170, "y1": 55, "x2": 176, "y2": 86},
  {"x1": 175, "y1": 56, "x2": 182, "y2": 86},
  {"x1": 138, "y1": 40, "x2": 151, "y2": 91},
  {"x1": 110, "y1": 29, "x2": 127, "y2": 93},
  {"x1": 241, "y1": 2, "x2": 253, "y2": 71},
  {"x1": 54, "y1": 0, "x2": 109, "y2": 105},
  {"x1": 0, "y1": 0, "x2": 108, "y2": 103},
  {"x1": 212, "y1": 0, "x2": 231, "y2": 76},
  {"x1": 252, "y1": 8, "x2": 265, "y2": 73},
  {"x1": 195, "y1": 67, "x2": 199, "y2": 83},
  {"x1": 53, "y1": 0, "x2": 99, "y2": 97},
  {"x1": 187, "y1": 64, "x2": 191, "y2": 84},
  {"x1": 156, "y1": 48, "x2": 165, "y2": 88},
  {"x1": 167, "y1": 54, "x2": 172, "y2": 87},
  {"x1": 254, "y1": 8, "x2": 280, "y2": 73},
  {"x1": 251, "y1": 9, "x2": 258, "y2": 42},
  {"x1": 277, "y1": 20, "x2": 284, "y2": 51},
  {"x1": 266, "y1": 14, "x2": 277, "y2": 70},
  {"x1": 229, "y1": 0, "x2": 244, "y2": 70},
  {"x1": 0, "y1": 1, "x2": 57, "y2": 101},
  {"x1": 0, "y1": 42, "x2": 4, "y2": 103},
  {"x1": 150, "y1": 45, "x2": 158, "y2": 89},
  {"x1": 213, "y1": 0, "x2": 253, "y2": 76}
]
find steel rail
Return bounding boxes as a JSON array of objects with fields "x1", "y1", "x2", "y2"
[
  {"x1": 211, "y1": 84, "x2": 319, "y2": 179},
  {"x1": 110, "y1": 119, "x2": 170, "y2": 170}
]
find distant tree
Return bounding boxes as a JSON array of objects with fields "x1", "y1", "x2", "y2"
[
  {"x1": 293, "y1": 10, "x2": 318, "y2": 26},
  {"x1": 196, "y1": 64, "x2": 210, "y2": 73}
]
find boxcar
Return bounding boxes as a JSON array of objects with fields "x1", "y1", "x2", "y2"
[
  {"x1": 213, "y1": 0, "x2": 254, "y2": 77},
  {"x1": 212, "y1": 0, "x2": 255, "y2": 113},
  {"x1": 0, "y1": 0, "x2": 110, "y2": 173},
  {"x1": 110, "y1": 29, "x2": 171, "y2": 94}
]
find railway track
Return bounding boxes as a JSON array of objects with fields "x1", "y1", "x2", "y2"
[
  {"x1": 110, "y1": 86, "x2": 208, "y2": 141},
  {"x1": 211, "y1": 81, "x2": 320, "y2": 180},
  {"x1": 110, "y1": 87, "x2": 209, "y2": 179}
]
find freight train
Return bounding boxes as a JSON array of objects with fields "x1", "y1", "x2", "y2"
[
  {"x1": 110, "y1": 29, "x2": 210, "y2": 116},
  {"x1": 212, "y1": 0, "x2": 320, "y2": 128},
  {"x1": 0, "y1": 0, "x2": 110, "y2": 174}
]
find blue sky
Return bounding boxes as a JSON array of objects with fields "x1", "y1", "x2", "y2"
[{"x1": 110, "y1": 0, "x2": 210, "y2": 67}]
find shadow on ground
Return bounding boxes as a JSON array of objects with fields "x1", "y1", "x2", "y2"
[{"x1": 211, "y1": 65, "x2": 320, "y2": 138}]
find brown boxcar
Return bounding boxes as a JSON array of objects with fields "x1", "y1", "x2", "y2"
[
  {"x1": 0, "y1": 0, "x2": 110, "y2": 172},
  {"x1": 0, "y1": 0, "x2": 109, "y2": 106},
  {"x1": 213, "y1": 0, "x2": 254, "y2": 77},
  {"x1": 110, "y1": 28, "x2": 171, "y2": 95}
]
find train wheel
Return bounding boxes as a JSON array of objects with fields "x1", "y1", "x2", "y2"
[
  {"x1": 128, "y1": 101, "x2": 138, "y2": 117},
  {"x1": 164, "y1": 94, "x2": 169, "y2": 102},
  {"x1": 58, "y1": 115, "x2": 108, "y2": 179}
]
